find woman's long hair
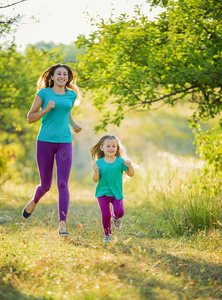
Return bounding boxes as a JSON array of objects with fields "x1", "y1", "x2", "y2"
[{"x1": 37, "y1": 63, "x2": 80, "y2": 99}]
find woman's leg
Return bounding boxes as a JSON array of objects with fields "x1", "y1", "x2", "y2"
[
  {"x1": 97, "y1": 196, "x2": 113, "y2": 236},
  {"x1": 33, "y1": 141, "x2": 55, "y2": 203},
  {"x1": 24, "y1": 141, "x2": 55, "y2": 215},
  {"x1": 55, "y1": 143, "x2": 72, "y2": 223}
]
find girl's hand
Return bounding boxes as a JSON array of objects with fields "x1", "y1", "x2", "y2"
[
  {"x1": 124, "y1": 160, "x2": 134, "y2": 177},
  {"x1": 45, "y1": 100, "x2": 55, "y2": 112},
  {"x1": 124, "y1": 160, "x2": 132, "y2": 167},
  {"x1": 93, "y1": 163, "x2": 99, "y2": 172},
  {"x1": 73, "y1": 124, "x2": 82, "y2": 133},
  {"x1": 93, "y1": 163, "x2": 99, "y2": 182}
]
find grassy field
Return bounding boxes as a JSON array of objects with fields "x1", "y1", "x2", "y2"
[
  {"x1": 1, "y1": 156, "x2": 222, "y2": 300},
  {"x1": 1, "y1": 100, "x2": 222, "y2": 299}
]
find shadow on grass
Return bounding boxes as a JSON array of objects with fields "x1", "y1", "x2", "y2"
[
  {"x1": 0, "y1": 282, "x2": 45, "y2": 300},
  {"x1": 1, "y1": 194, "x2": 222, "y2": 299}
]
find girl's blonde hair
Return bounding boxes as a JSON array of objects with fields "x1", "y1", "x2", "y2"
[
  {"x1": 37, "y1": 63, "x2": 80, "y2": 99},
  {"x1": 90, "y1": 135, "x2": 124, "y2": 161},
  {"x1": 91, "y1": 135, "x2": 131, "y2": 181},
  {"x1": 91, "y1": 135, "x2": 135, "y2": 182}
]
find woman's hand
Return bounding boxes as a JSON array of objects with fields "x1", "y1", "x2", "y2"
[
  {"x1": 73, "y1": 124, "x2": 82, "y2": 133},
  {"x1": 27, "y1": 95, "x2": 54, "y2": 124},
  {"x1": 45, "y1": 100, "x2": 55, "y2": 112}
]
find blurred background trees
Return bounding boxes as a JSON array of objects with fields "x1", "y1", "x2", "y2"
[
  {"x1": 0, "y1": 0, "x2": 221, "y2": 193},
  {"x1": 75, "y1": 0, "x2": 222, "y2": 130}
]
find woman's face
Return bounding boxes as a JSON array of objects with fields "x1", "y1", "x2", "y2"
[{"x1": 51, "y1": 67, "x2": 69, "y2": 87}]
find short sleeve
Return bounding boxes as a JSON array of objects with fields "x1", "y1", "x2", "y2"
[
  {"x1": 121, "y1": 161, "x2": 128, "y2": 172},
  {"x1": 69, "y1": 90, "x2": 77, "y2": 105},
  {"x1": 37, "y1": 88, "x2": 45, "y2": 100}
]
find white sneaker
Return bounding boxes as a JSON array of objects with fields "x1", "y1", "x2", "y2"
[
  {"x1": 112, "y1": 214, "x2": 122, "y2": 231},
  {"x1": 103, "y1": 235, "x2": 112, "y2": 242}
]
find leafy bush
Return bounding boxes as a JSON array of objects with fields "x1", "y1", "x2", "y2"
[
  {"x1": 161, "y1": 125, "x2": 222, "y2": 235},
  {"x1": 163, "y1": 183, "x2": 222, "y2": 235},
  {"x1": 194, "y1": 124, "x2": 222, "y2": 197},
  {"x1": 0, "y1": 144, "x2": 15, "y2": 183}
]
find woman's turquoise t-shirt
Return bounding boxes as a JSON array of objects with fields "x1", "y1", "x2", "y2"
[
  {"x1": 95, "y1": 156, "x2": 128, "y2": 200},
  {"x1": 37, "y1": 87, "x2": 77, "y2": 143}
]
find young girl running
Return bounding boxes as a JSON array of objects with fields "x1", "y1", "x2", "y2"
[
  {"x1": 22, "y1": 63, "x2": 82, "y2": 237},
  {"x1": 90, "y1": 135, "x2": 134, "y2": 242}
]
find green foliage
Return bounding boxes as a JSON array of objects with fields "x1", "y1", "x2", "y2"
[
  {"x1": 195, "y1": 125, "x2": 222, "y2": 173},
  {"x1": 192, "y1": 124, "x2": 222, "y2": 197},
  {"x1": 0, "y1": 0, "x2": 25, "y2": 36},
  {"x1": 163, "y1": 181, "x2": 222, "y2": 235},
  {"x1": 0, "y1": 144, "x2": 14, "y2": 183},
  {"x1": 154, "y1": 123, "x2": 222, "y2": 235},
  {"x1": 0, "y1": 43, "x2": 64, "y2": 177},
  {"x1": 75, "y1": 0, "x2": 222, "y2": 131},
  {"x1": 31, "y1": 41, "x2": 84, "y2": 63},
  {"x1": 147, "y1": 0, "x2": 169, "y2": 6}
]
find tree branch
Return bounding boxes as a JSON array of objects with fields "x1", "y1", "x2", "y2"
[
  {"x1": 130, "y1": 86, "x2": 198, "y2": 106},
  {"x1": 114, "y1": 79, "x2": 143, "y2": 103},
  {"x1": 0, "y1": 16, "x2": 20, "y2": 25},
  {"x1": 0, "y1": 0, "x2": 27, "y2": 9}
]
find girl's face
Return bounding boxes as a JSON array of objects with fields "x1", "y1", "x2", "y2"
[
  {"x1": 100, "y1": 138, "x2": 118, "y2": 158},
  {"x1": 51, "y1": 67, "x2": 69, "y2": 87}
]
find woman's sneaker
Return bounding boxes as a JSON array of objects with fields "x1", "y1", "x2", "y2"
[
  {"x1": 103, "y1": 235, "x2": 112, "y2": 242},
  {"x1": 112, "y1": 214, "x2": 122, "y2": 231}
]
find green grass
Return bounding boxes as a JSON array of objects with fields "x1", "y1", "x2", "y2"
[
  {"x1": 1, "y1": 99, "x2": 222, "y2": 299},
  {"x1": 1, "y1": 178, "x2": 222, "y2": 300}
]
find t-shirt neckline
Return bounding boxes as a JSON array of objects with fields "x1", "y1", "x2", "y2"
[
  {"x1": 49, "y1": 87, "x2": 68, "y2": 96},
  {"x1": 103, "y1": 156, "x2": 117, "y2": 164}
]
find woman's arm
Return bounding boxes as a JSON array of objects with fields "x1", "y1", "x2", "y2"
[
  {"x1": 27, "y1": 95, "x2": 55, "y2": 124},
  {"x1": 93, "y1": 163, "x2": 100, "y2": 182},
  {"x1": 69, "y1": 112, "x2": 82, "y2": 133}
]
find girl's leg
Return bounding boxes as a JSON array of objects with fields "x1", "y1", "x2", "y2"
[
  {"x1": 111, "y1": 199, "x2": 124, "y2": 231},
  {"x1": 112, "y1": 199, "x2": 124, "y2": 219},
  {"x1": 97, "y1": 196, "x2": 112, "y2": 235},
  {"x1": 55, "y1": 143, "x2": 72, "y2": 223}
]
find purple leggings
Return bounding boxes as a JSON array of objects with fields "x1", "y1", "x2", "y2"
[
  {"x1": 97, "y1": 195, "x2": 124, "y2": 235},
  {"x1": 33, "y1": 140, "x2": 72, "y2": 221}
]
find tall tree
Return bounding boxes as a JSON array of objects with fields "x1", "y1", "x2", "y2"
[{"x1": 75, "y1": 0, "x2": 222, "y2": 131}]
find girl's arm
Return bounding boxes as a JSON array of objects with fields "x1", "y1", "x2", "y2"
[
  {"x1": 124, "y1": 160, "x2": 135, "y2": 177},
  {"x1": 93, "y1": 163, "x2": 100, "y2": 182},
  {"x1": 27, "y1": 95, "x2": 55, "y2": 124},
  {"x1": 69, "y1": 112, "x2": 82, "y2": 133}
]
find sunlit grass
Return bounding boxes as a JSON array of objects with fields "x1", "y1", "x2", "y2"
[
  {"x1": 1, "y1": 97, "x2": 222, "y2": 299},
  {"x1": 1, "y1": 154, "x2": 222, "y2": 300}
]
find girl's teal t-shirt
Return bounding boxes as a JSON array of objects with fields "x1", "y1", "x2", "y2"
[
  {"x1": 37, "y1": 87, "x2": 77, "y2": 143},
  {"x1": 95, "y1": 157, "x2": 128, "y2": 200}
]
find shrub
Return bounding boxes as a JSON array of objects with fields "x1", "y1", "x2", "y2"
[{"x1": 0, "y1": 144, "x2": 15, "y2": 183}]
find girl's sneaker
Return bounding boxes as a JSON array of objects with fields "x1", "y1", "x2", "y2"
[
  {"x1": 103, "y1": 235, "x2": 112, "y2": 242},
  {"x1": 112, "y1": 214, "x2": 122, "y2": 231}
]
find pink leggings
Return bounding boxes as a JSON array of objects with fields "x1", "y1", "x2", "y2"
[
  {"x1": 33, "y1": 140, "x2": 72, "y2": 221},
  {"x1": 97, "y1": 195, "x2": 124, "y2": 235}
]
